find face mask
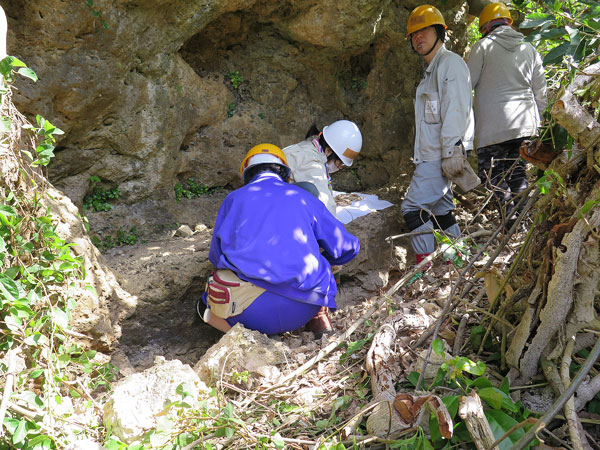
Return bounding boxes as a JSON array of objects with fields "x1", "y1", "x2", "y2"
[{"x1": 326, "y1": 160, "x2": 340, "y2": 174}]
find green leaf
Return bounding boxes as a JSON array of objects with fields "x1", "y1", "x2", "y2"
[
  {"x1": 416, "y1": 435, "x2": 435, "y2": 450},
  {"x1": 536, "y1": 175, "x2": 553, "y2": 194},
  {"x1": 453, "y1": 357, "x2": 486, "y2": 376},
  {"x1": 0, "y1": 56, "x2": 14, "y2": 78},
  {"x1": 408, "y1": 371, "x2": 420, "y2": 387},
  {"x1": 499, "y1": 377, "x2": 510, "y2": 395},
  {"x1": 8, "y1": 57, "x2": 26, "y2": 68},
  {"x1": 524, "y1": 27, "x2": 566, "y2": 43},
  {"x1": 520, "y1": 13, "x2": 555, "y2": 29},
  {"x1": 390, "y1": 431, "x2": 418, "y2": 448},
  {"x1": 0, "y1": 204, "x2": 18, "y2": 218},
  {"x1": 472, "y1": 377, "x2": 493, "y2": 389},
  {"x1": 4, "y1": 266, "x2": 20, "y2": 280},
  {"x1": 0, "y1": 274, "x2": 19, "y2": 301},
  {"x1": 26, "y1": 435, "x2": 54, "y2": 449},
  {"x1": 478, "y1": 387, "x2": 503, "y2": 409},
  {"x1": 29, "y1": 369, "x2": 44, "y2": 379},
  {"x1": 486, "y1": 409, "x2": 531, "y2": 449},
  {"x1": 12, "y1": 420, "x2": 28, "y2": 445},
  {"x1": 17, "y1": 67, "x2": 38, "y2": 82},
  {"x1": 271, "y1": 432, "x2": 285, "y2": 449},
  {"x1": 14, "y1": 390, "x2": 44, "y2": 409},
  {"x1": 432, "y1": 339, "x2": 445, "y2": 356},
  {"x1": 543, "y1": 41, "x2": 571, "y2": 65},
  {"x1": 51, "y1": 308, "x2": 70, "y2": 328},
  {"x1": 442, "y1": 395, "x2": 460, "y2": 419},
  {"x1": 24, "y1": 333, "x2": 49, "y2": 347}
]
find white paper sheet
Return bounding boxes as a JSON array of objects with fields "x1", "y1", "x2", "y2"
[{"x1": 333, "y1": 191, "x2": 394, "y2": 224}]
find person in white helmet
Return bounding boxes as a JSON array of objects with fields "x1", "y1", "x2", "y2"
[{"x1": 282, "y1": 120, "x2": 363, "y2": 218}]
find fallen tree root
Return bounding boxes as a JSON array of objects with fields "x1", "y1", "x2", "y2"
[
  {"x1": 512, "y1": 337, "x2": 600, "y2": 450},
  {"x1": 515, "y1": 208, "x2": 600, "y2": 385}
]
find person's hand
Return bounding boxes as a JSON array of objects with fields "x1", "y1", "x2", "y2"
[{"x1": 442, "y1": 153, "x2": 465, "y2": 178}]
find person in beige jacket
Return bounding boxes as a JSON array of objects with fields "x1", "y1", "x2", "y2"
[{"x1": 282, "y1": 120, "x2": 362, "y2": 218}]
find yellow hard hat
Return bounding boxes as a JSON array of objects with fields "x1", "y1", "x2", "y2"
[
  {"x1": 240, "y1": 143, "x2": 290, "y2": 177},
  {"x1": 479, "y1": 3, "x2": 513, "y2": 31},
  {"x1": 407, "y1": 5, "x2": 447, "y2": 36}
]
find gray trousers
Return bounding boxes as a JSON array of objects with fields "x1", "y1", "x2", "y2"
[{"x1": 401, "y1": 160, "x2": 460, "y2": 254}]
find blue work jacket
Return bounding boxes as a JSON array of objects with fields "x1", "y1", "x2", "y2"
[{"x1": 208, "y1": 172, "x2": 360, "y2": 308}]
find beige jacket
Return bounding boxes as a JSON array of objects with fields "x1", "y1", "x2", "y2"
[{"x1": 282, "y1": 138, "x2": 337, "y2": 217}]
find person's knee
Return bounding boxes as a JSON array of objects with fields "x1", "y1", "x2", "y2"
[
  {"x1": 403, "y1": 209, "x2": 432, "y2": 231},
  {"x1": 433, "y1": 212, "x2": 457, "y2": 230}
]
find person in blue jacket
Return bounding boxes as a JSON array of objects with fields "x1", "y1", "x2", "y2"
[{"x1": 199, "y1": 143, "x2": 360, "y2": 336}]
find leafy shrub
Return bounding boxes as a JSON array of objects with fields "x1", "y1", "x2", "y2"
[
  {"x1": 0, "y1": 56, "x2": 113, "y2": 448},
  {"x1": 91, "y1": 226, "x2": 138, "y2": 251},
  {"x1": 82, "y1": 176, "x2": 120, "y2": 212},
  {"x1": 174, "y1": 178, "x2": 221, "y2": 202},
  {"x1": 226, "y1": 70, "x2": 244, "y2": 89}
]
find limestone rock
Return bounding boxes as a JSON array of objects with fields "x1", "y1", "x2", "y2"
[
  {"x1": 101, "y1": 228, "x2": 221, "y2": 369},
  {"x1": 174, "y1": 224, "x2": 193, "y2": 237},
  {"x1": 4, "y1": 0, "x2": 469, "y2": 238},
  {"x1": 45, "y1": 186, "x2": 137, "y2": 350},
  {"x1": 194, "y1": 323, "x2": 288, "y2": 384},
  {"x1": 103, "y1": 357, "x2": 213, "y2": 444},
  {"x1": 343, "y1": 204, "x2": 405, "y2": 291},
  {"x1": 412, "y1": 349, "x2": 451, "y2": 383}
]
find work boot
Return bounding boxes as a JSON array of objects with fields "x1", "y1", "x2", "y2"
[{"x1": 304, "y1": 306, "x2": 333, "y2": 339}]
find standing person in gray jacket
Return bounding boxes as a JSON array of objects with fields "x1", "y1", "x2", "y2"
[
  {"x1": 401, "y1": 4, "x2": 475, "y2": 267},
  {"x1": 467, "y1": 2, "x2": 547, "y2": 229}
]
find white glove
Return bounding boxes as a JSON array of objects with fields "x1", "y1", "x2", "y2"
[{"x1": 442, "y1": 153, "x2": 465, "y2": 178}]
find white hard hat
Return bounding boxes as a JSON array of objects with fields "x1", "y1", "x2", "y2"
[{"x1": 322, "y1": 120, "x2": 362, "y2": 167}]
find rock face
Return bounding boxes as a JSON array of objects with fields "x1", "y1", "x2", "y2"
[
  {"x1": 102, "y1": 200, "x2": 405, "y2": 370},
  {"x1": 103, "y1": 356, "x2": 213, "y2": 444},
  {"x1": 2, "y1": 0, "x2": 472, "y2": 369},
  {"x1": 4, "y1": 0, "x2": 470, "y2": 236}
]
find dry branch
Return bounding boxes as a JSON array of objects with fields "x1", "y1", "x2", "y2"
[
  {"x1": 458, "y1": 391, "x2": 498, "y2": 450},
  {"x1": 365, "y1": 311, "x2": 419, "y2": 436},
  {"x1": 551, "y1": 62, "x2": 600, "y2": 157}
]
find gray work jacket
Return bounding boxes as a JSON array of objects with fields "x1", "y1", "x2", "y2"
[
  {"x1": 414, "y1": 45, "x2": 474, "y2": 164},
  {"x1": 467, "y1": 26, "x2": 547, "y2": 149}
]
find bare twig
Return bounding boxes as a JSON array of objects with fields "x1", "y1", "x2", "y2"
[
  {"x1": 452, "y1": 313, "x2": 469, "y2": 355},
  {"x1": 561, "y1": 339, "x2": 588, "y2": 450},
  {"x1": 458, "y1": 392, "x2": 497, "y2": 450},
  {"x1": 413, "y1": 190, "x2": 539, "y2": 392},
  {"x1": 386, "y1": 229, "x2": 491, "y2": 242}
]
